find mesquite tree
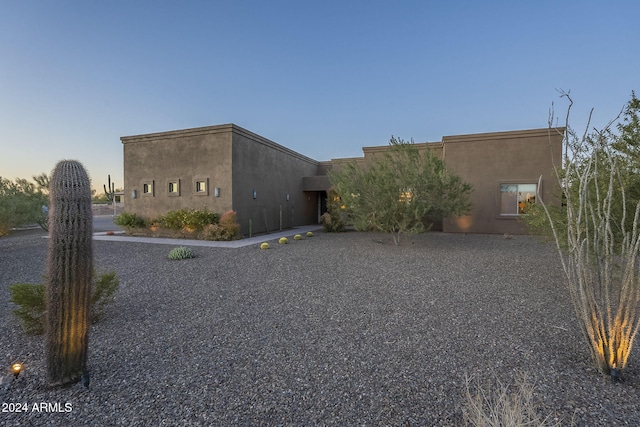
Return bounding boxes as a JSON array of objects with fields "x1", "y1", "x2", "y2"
[
  {"x1": 330, "y1": 137, "x2": 471, "y2": 245},
  {"x1": 46, "y1": 160, "x2": 93, "y2": 386},
  {"x1": 540, "y1": 93, "x2": 640, "y2": 377}
]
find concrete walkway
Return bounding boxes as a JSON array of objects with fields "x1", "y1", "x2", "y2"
[{"x1": 92, "y1": 225, "x2": 323, "y2": 248}]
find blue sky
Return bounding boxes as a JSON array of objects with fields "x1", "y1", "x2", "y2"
[{"x1": 1, "y1": 1, "x2": 638, "y2": 192}]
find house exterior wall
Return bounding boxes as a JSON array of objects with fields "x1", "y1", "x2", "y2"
[
  {"x1": 120, "y1": 124, "x2": 563, "y2": 237},
  {"x1": 441, "y1": 128, "x2": 563, "y2": 234},
  {"x1": 121, "y1": 125, "x2": 234, "y2": 220},
  {"x1": 230, "y1": 126, "x2": 319, "y2": 235}
]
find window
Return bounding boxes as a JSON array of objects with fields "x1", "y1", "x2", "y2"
[
  {"x1": 142, "y1": 181, "x2": 154, "y2": 197},
  {"x1": 194, "y1": 178, "x2": 209, "y2": 195},
  {"x1": 500, "y1": 183, "x2": 537, "y2": 215},
  {"x1": 168, "y1": 179, "x2": 180, "y2": 196}
]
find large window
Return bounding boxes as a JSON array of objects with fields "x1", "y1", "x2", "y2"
[{"x1": 500, "y1": 183, "x2": 537, "y2": 215}]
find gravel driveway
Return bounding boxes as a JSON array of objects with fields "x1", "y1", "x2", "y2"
[{"x1": 1, "y1": 229, "x2": 639, "y2": 426}]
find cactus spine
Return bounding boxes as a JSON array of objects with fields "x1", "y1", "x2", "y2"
[{"x1": 45, "y1": 160, "x2": 93, "y2": 386}]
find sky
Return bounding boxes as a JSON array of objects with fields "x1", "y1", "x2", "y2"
[{"x1": 1, "y1": 1, "x2": 639, "y2": 193}]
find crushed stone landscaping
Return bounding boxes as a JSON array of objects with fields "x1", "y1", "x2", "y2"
[{"x1": 1, "y1": 228, "x2": 639, "y2": 426}]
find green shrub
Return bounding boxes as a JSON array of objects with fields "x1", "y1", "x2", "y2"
[
  {"x1": 9, "y1": 271, "x2": 120, "y2": 335},
  {"x1": 168, "y1": 246, "x2": 195, "y2": 260},
  {"x1": 159, "y1": 208, "x2": 218, "y2": 231},
  {"x1": 203, "y1": 210, "x2": 240, "y2": 241},
  {"x1": 320, "y1": 212, "x2": 346, "y2": 232},
  {"x1": 279, "y1": 237, "x2": 289, "y2": 244},
  {"x1": 8, "y1": 283, "x2": 46, "y2": 334},
  {"x1": 114, "y1": 212, "x2": 146, "y2": 228},
  {"x1": 90, "y1": 271, "x2": 119, "y2": 322}
]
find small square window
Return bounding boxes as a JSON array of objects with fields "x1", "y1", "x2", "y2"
[
  {"x1": 142, "y1": 180, "x2": 154, "y2": 197},
  {"x1": 168, "y1": 179, "x2": 180, "y2": 197},
  {"x1": 194, "y1": 178, "x2": 209, "y2": 196}
]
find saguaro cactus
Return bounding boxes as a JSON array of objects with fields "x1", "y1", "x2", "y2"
[{"x1": 46, "y1": 160, "x2": 93, "y2": 386}]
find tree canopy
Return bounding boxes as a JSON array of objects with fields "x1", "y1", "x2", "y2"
[
  {"x1": 0, "y1": 173, "x2": 49, "y2": 236},
  {"x1": 329, "y1": 137, "x2": 472, "y2": 245}
]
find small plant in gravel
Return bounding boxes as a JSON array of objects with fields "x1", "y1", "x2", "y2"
[
  {"x1": 306, "y1": 231, "x2": 313, "y2": 237},
  {"x1": 463, "y1": 373, "x2": 559, "y2": 427},
  {"x1": 293, "y1": 234, "x2": 302, "y2": 240},
  {"x1": 9, "y1": 271, "x2": 120, "y2": 335},
  {"x1": 168, "y1": 246, "x2": 195, "y2": 260},
  {"x1": 279, "y1": 237, "x2": 289, "y2": 244},
  {"x1": 260, "y1": 242, "x2": 270, "y2": 249}
]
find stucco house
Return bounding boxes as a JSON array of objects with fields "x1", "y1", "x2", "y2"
[{"x1": 121, "y1": 124, "x2": 563, "y2": 235}]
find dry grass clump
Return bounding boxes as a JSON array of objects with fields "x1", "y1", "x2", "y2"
[{"x1": 462, "y1": 372, "x2": 561, "y2": 427}]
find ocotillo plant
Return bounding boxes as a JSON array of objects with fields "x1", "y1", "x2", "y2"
[{"x1": 46, "y1": 160, "x2": 93, "y2": 386}]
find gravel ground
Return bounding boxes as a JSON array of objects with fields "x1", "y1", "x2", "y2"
[{"x1": 1, "y1": 229, "x2": 639, "y2": 426}]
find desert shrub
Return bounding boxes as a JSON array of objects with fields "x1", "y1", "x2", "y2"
[
  {"x1": 279, "y1": 237, "x2": 289, "y2": 244},
  {"x1": 9, "y1": 271, "x2": 120, "y2": 335},
  {"x1": 294, "y1": 234, "x2": 302, "y2": 240},
  {"x1": 218, "y1": 210, "x2": 240, "y2": 239},
  {"x1": 168, "y1": 246, "x2": 195, "y2": 260},
  {"x1": 8, "y1": 283, "x2": 46, "y2": 334},
  {"x1": 114, "y1": 212, "x2": 146, "y2": 228},
  {"x1": 159, "y1": 208, "x2": 218, "y2": 231},
  {"x1": 463, "y1": 373, "x2": 559, "y2": 427},
  {"x1": 320, "y1": 212, "x2": 345, "y2": 232},
  {"x1": 260, "y1": 242, "x2": 270, "y2": 249},
  {"x1": 90, "y1": 271, "x2": 119, "y2": 322},
  {"x1": 202, "y1": 210, "x2": 240, "y2": 241}
]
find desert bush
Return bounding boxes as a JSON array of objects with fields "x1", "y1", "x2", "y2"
[
  {"x1": 463, "y1": 373, "x2": 559, "y2": 427},
  {"x1": 320, "y1": 212, "x2": 345, "y2": 233},
  {"x1": 260, "y1": 242, "x2": 270, "y2": 249},
  {"x1": 279, "y1": 237, "x2": 289, "y2": 244},
  {"x1": 90, "y1": 271, "x2": 120, "y2": 322},
  {"x1": 294, "y1": 234, "x2": 302, "y2": 240},
  {"x1": 203, "y1": 210, "x2": 240, "y2": 240},
  {"x1": 168, "y1": 246, "x2": 195, "y2": 260},
  {"x1": 114, "y1": 212, "x2": 146, "y2": 228},
  {"x1": 218, "y1": 210, "x2": 240, "y2": 239},
  {"x1": 0, "y1": 174, "x2": 49, "y2": 236},
  {"x1": 159, "y1": 208, "x2": 218, "y2": 231},
  {"x1": 320, "y1": 189, "x2": 346, "y2": 233},
  {"x1": 329, "y1": 137, "x2": 471, "y2": 244},
  {"x1": 8, "y1": 283, "x2": 46, "y2": 334},
  {"x1": 9, "y1": 271, "x2": 120, "y2": 335}
]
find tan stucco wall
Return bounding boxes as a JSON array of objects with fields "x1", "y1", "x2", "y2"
[
  {"x1": 441, "y1": 128, "x2": 563, "y2": 234},
  {"x1": 230, "y1": 127, "x2": 319, "y2": 235},
  {"x1": 121, "y1": 125, "x2": 234, "y2": 220},
  {"x1": 121, "y1": 123, "x2": 563, "y2": 237}
]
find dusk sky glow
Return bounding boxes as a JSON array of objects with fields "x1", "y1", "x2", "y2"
[{"x1": 1, "y1": 1, "x2": 638, "y2": 191}]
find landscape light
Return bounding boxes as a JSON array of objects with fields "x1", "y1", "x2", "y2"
[{"x1": 11, "y1": 363, "x2": 23, "y2": 378}]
